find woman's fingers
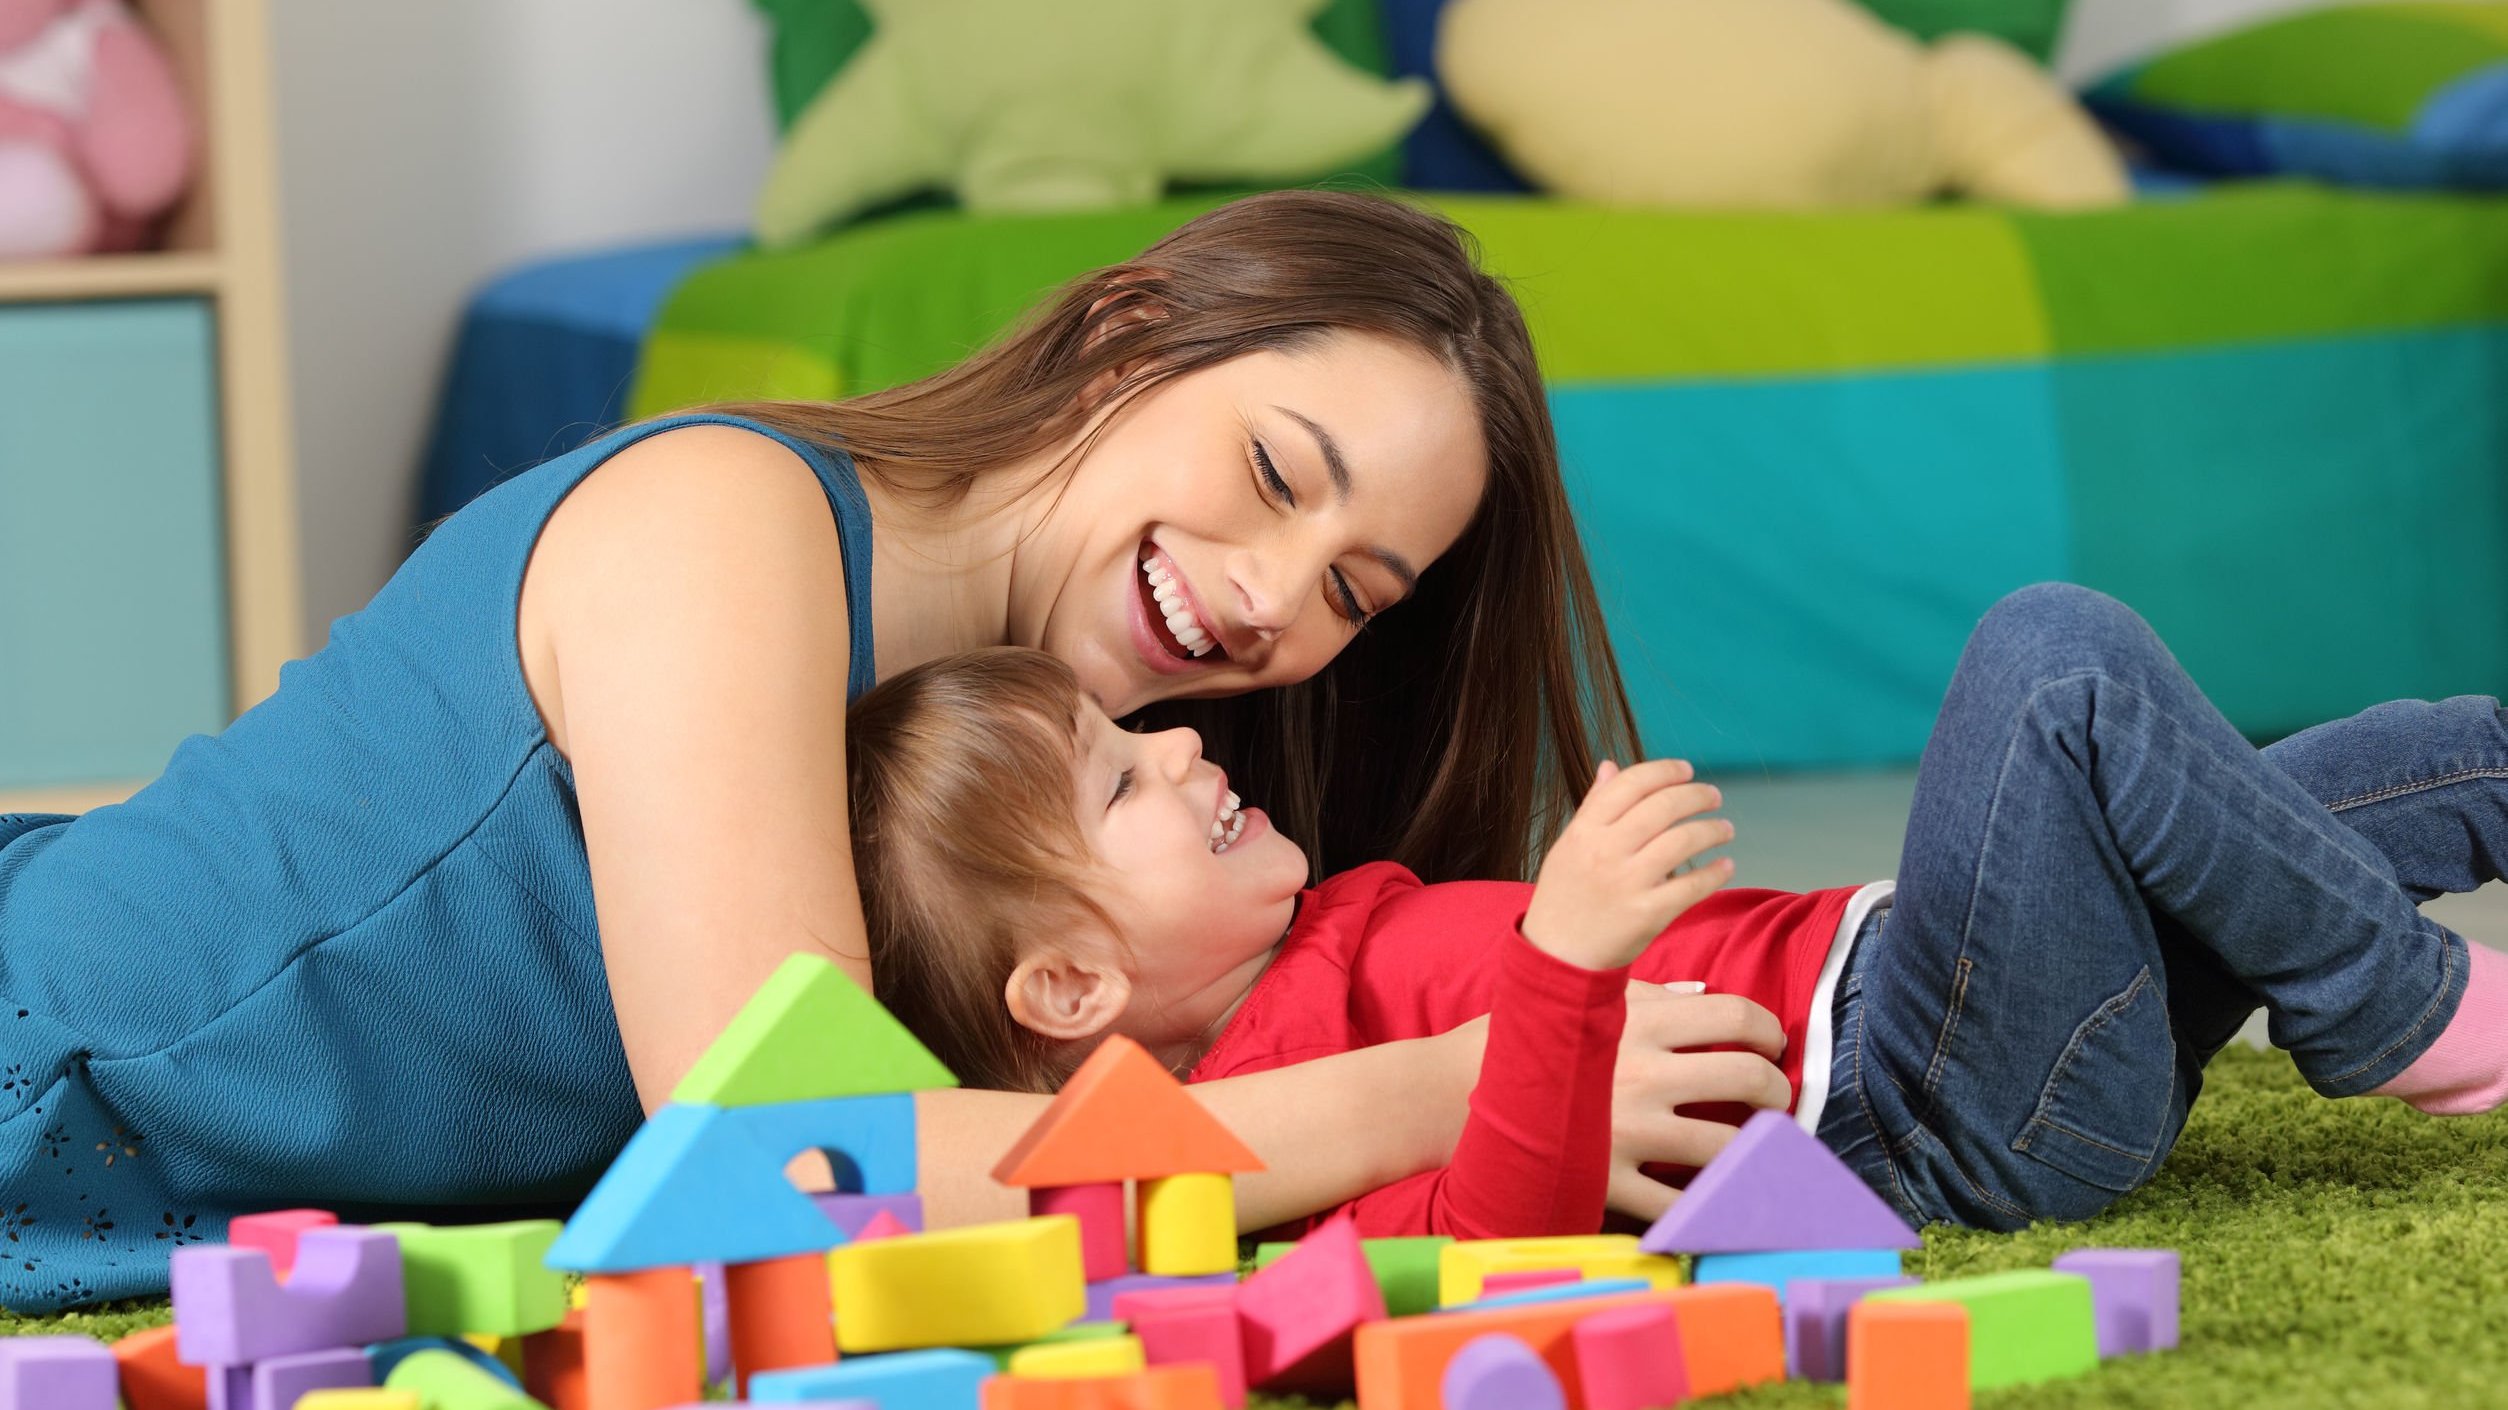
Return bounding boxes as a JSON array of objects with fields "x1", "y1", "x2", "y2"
[
  {"x1": 1608, "y1": 1166, "x2": 1679, "y2": 1223},
  {"x1": 1624, "y1": 987, "x2": 1788, "y2": 1059}
]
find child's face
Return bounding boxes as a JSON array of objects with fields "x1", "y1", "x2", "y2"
[{"x1": 1070, "y1": 699, "x2": 1309, "y2": 1045}]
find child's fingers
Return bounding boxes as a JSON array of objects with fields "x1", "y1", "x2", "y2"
[
  {"x1": 1602, "y1": 778, "x2": 1721, "y2": 842},
  {"x1": 1581, "y1": 758, "x2": 1694, "y2": 823},
  {"x1": 1625, "y1": 990, "x2": 1787, "y2": 1058},
  {"x1": 1634, "y1": 816, "x2": 1734, "y2": 876},
  {"x1": 1608, "y1": 1167, "x2": 1679, "y2": 1224}
]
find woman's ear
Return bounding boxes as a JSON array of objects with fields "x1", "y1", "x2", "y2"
[
  {"x1": 1078, "y1": 275, "x2": 1168, "y2": 408},
  {"x1": 1005, "y1": 950, "x2": 1133, "y2": 1043}
]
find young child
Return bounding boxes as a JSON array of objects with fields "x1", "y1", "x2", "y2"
[{"x1": 848, "y1": 584, "x2": 2508, "y2": 1241}]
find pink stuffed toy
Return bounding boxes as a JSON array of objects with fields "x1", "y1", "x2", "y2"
[{"x1": 0, "y1": 0, "x2": 193, "y2": 259}]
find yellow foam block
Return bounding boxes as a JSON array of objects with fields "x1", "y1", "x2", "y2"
[
  {"x1": 1437, "y1": 1234, "x2": 1687, "y2": 1306},
  {"x1": 831, "y1": 1214, "x2": 1085, "y2": 1352},
  {"x1": 1137, "y1": 1172, "x2": 1236, "y2": 1276},
  {"x1": 1008, "y1": 1333, "x2": 1149, "y2": 1380},
  {"x1": 296, "y1": 1393, "x2": 422, "y2": 1410}
]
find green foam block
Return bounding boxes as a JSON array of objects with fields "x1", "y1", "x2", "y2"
[
  {"x1": 1255, "y1": 1235, "x2": 1451, "y2": 1319},
  {"x1": 673, "y1": 952, "x2": 958, "y2": 1106},
  {"x1": 376, "y1": 1221, "x2": 566, "y2": 1339},
  {"x1": 1871, "y1": 1269, "x2": 2099, "y2": 1390},
  {"x1": 384, "y1": 1348, "x2": 539, "y2": 1409}
]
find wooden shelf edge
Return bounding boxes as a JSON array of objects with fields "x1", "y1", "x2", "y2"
[
  {"x1": 0, "y1": 252, "x2": 223, "y2": 303},
  {"x1": 0, "y1": 780, "x2": 147, "y2": 815}
]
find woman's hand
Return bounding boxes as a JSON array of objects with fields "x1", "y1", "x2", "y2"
[
  {"x1": 1521, "y1": 759, "x2": 1735, "y2": 972},
  {"x1": 1606, "y1": 981, "x2": 1792, "y2": 1222}
]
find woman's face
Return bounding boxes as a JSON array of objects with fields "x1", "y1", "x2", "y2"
[{"x1": 1024, "y1": 330, "x2": 1491, "y2": 719}]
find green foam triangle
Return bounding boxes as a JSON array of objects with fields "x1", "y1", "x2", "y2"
[{"x1": 673, "y1": 952, "x2": 958, "y2": 1105}]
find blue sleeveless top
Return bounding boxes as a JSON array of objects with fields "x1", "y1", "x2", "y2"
[{"x1": 0, "y1": 413, "x2": 875, "y2": 1312}]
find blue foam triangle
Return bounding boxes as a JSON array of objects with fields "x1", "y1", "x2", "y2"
[
  {"x1": 546, "y1": 1103, "x2": 847, "y2": 1272},
  {"x1": 1639, "y1": 1110, "x2": 1919, "y2": 1254}
]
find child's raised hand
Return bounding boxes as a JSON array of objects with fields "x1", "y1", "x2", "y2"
[{"x1": 1520, "y1": 758, "x2": 1735, "y2": 972}]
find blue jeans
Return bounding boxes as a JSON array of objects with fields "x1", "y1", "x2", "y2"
[{"x1": 1816, "y1": 582, "x2": 2497, "y2": 1229}]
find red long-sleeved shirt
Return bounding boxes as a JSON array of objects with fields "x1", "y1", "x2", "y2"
[{"x1": 1187, "y1": 861, "x2": 1856, "y2": 1242}]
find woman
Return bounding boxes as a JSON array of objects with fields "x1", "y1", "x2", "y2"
[{"x1": 0, "y1": 191, "x2": 1785, "y2": 1311}]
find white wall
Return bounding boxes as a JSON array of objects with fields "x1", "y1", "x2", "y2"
[{"x1": 268, "y1": 0, "x2": 777, "y2": 646}]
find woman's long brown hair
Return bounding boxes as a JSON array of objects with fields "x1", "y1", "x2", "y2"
[{"x1": 698, "y1": 189, "x2": 1639, "y2": 883}]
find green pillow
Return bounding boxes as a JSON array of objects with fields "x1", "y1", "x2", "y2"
[
  {"x1": 749, "y1": 0, "x2": 1404, "y2": 186},
  {"x1": 1853, "y1": 0, "x2": 2073, "y2": 62}
]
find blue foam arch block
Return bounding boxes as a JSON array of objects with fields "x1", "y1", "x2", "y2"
[
  {"x1": 546, "y1": 1103, "x2": 847, "y2": 1273},
  {"x1": 724, "y1": 1092, "x2": 918, "y2": 1195},
  {"x1": 748, "y1": 1347, "x2": 991, "y2": 1407}
]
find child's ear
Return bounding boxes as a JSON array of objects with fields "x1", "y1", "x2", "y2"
[{"x1": 1005, "y1": 951, "x2": 1132, "y2": 1043}]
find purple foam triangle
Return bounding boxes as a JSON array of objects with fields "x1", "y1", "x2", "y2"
[{"x1": 1639, "y1": 1110, "x2": 1919, "y2": 1253}]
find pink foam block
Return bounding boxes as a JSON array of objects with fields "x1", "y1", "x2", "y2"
[
  {"x1": 1639, "y1": 1110, "x2": 1920, "y2": 1254},
  {"x1": 172, "y1": 1226, "x2": 407, "y2": 1367},
  {"x1": 0, "y1": 1335, "x2": 117, "y2": 1410},
  {"x1": 1572, "y1": 1304, "x2": 1689, "y2": 1410},
  {"x1": 1233, "y1": 1215, "x2": 1385, "y2": 1397},
  {"x1": 1442, "y1": 1332, "x2": 1565, "y2": 1410},
  {"x1": 1091, "y1": 1272, "x2": 1235, "y2": 1323},
  {"x1": 2052, "y1": 1248, "x2": 2180, "y2": 1355},
  {"x1": 854, "y1": 1210, "x2": 913, "y2": 1242},
  {"x1": 249, "y1": 1347, "x2": 371, "y2": 1410},
  {"x1": 1128, "y1": 1286, "x2": 1250, "y2": 1408},
  {"x1": 226, "y1": 1209, "x2": 338, "y2": 1281},
  {"x1": 1481, "y1": 1268, "x2": 1580, "y2": 1298},
  {"x1": 1784, "y1": 1275, "x2": 1916, "y2": 1381},
  {"x1": 1034, "y1": 1183, "x2": 1128, "y2": 1282}
]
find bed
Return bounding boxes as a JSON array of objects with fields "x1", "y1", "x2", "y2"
[{"x1": 417, "y1": 183, "x2": 2508, "y2": 772}]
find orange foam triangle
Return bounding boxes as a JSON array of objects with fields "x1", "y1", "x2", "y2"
[{"x1": 992, "y1": 1035, "x2": 1265, "y2": 1186}]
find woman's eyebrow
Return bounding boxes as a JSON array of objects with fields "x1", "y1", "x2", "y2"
[{"x1": 1272, "y1": 405, "x2": 1419, "y2": 593}]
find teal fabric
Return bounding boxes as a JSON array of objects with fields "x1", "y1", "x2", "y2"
[
  {"x1": 1552, "y1": 368, "x2": 2073, "y2": 773},
  {"x1": 0, "y1": 412, "x2": 874, "y2": 1313}
]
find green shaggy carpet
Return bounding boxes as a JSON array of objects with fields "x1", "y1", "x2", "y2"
[{"x1": 8, "y1": 1048, "x2": 2503, "y2": 1407}]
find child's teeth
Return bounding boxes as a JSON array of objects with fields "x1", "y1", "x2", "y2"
[
  {"x1": 1224, "y1": 790, "x2": 1239, "y2": 812},
  {"x1": 1210, "y1": 821, "x2": 1225, "y2": 840}
]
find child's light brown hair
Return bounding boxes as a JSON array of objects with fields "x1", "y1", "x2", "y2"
[{"x1": 845, "y1": 647, "x2": 1112, "y2": 1093}]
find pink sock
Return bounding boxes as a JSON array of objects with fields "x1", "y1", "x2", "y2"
[{"x1": 2372, "y1": 941, "x2": 2508, "y2": 1115}]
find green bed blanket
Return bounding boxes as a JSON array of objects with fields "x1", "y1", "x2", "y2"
[{"x1": 632, "y1": 186, "x2": 2508, "y2": 770}]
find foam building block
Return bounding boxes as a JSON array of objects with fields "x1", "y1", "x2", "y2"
[
  {"x1": 1137, "y1": 1174, "x2": 1237, "y2": 1277},
  {"x1": 1480, "y1": 1269, "x2": 1579, "y2": 1298},
  {"x1": 1572, "y1": 1303, "x2": 1689, "y2": 1410},
  {"x1": 296, "y1": 1395, "x2": 422, "y2": 1410},
  {"x1": 172, "y1": 1226, "x2": 408, "y2": 1366},
  {"x1": 377, "y1": 1220, "x2": 566, "y2": 1338},
  {"x1": 1461, "y1": 1278, "x2": 1651, "y2": 1312},
  {"x1": 977, "y1": 1365, "x2": 1224, "y2": 1410},
  {"x1": 365, "y1": 1338, "x2": 524, "y2": 1390},
  {"x1": 1786, "y1": 1275, "x2": 1917, "y2": 1381},
  {"x1": 1088, "y1": 1272, "x2": 1233, "y2": 1322},
  {"x1": 582, "y1": 1267, "x2": 704, "y2": 1410},
  {"x1": 2051, "y1": 1248, "x2": 2180, "y2": 1356},
  {"x1": 1257, "y1": 1236, "x2": 1451, "y2": 1319},
  {"x1": 982, "y1": 1323, "x2": 1133, "y2": 1372},
  {"x1": 1442, "y1": 1333, "x2": 1565, "y2": 1410},
  {"x1": 725, "y1": 1251, "x2": 839, "y2": 1397},
  {"x1": 858, "y1": 1210, "x2": 915, "y2": 1241},
  {"x1": 1235, "y1": 1216, "x2": 1386, "y2": 1395},
  {"x1": 521, "y1": 1309, "x2": 584, "y2": 1410},
  {"x1": 813, "y1": 1192, "x2": 925, "y2": 1239},
  {"x1": 697, "y1": 1260, "x2": 732, "y2": 1388},
  {"x1": 250, "y1": 1347, "x2": 372, "y2": 1410},
  {"x1": 1121, "y1": 1288, "x2": 1247, "y2": 1408},
  {"x1": 1869, "y1": 1271, "x2": 2096, "y2": 1390},
  {"x1": 382, "y1": 1349, "x2": 543, "y2": 1410},
  {"x1": 543, "y1": 1103, "x2": 845, "y2": 1272},
  {"x1": 725, "y1": 1093, "x2": 920, "y2": 1197},
  {"x1": 111, "y1": 1325, "x2": 207, "y2": 1410},
  {"x1": 1437, "y1": 1236, "x2": 1682, "y2": 1307},
  {"x1": 1847, "y1": 1301, "x2": 1970, "y2": 1410},
  {"x1": 1695, "y1": 1249, "x2": 1904, "y2": 1300},
  {"x1": 0, "y1": 1335, "x2": 116, "y2": 1410},
  {"x1": 228, "y1": 1209, "x2": 339, "y2": 1281},
  {"x1": 830, "y1": 1216, "x2": 1086, "y2": 1352},
  {"x1": 992, "y1": 1037, "x2": 1263, "y2": 1189},
  {"x1": 1035, "y1": 1183, "x2": 1128, "y2": 1282},
  {"x1": 672, "y1": 951, "x2": 958, "y2": 1106},
  {"x1": 1354, "y1": 1284, "x2": 1783, "y2": 1410},
  {"x1": 1008, "y1": 1334, "x2": 1148, "y2": 1380},
  {"x1": 1640, "y1": 1110, "x2": 1921, "y2": 1255},
  {"x1": 750, "y1": 1347, "x2": 993, "y2": 1406}
]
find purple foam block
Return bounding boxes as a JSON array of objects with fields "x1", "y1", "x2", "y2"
[
  {"x1": 172, "y1": 1225, "x2": 407, "y2": 1366},
  {"x1": 1441, "y1": 1332, "x2": 1565, "y2": 1410},
  {"x1": 2052, "y1": 1248, "x2": 2180, "y2": 1355},
  {"x1": 204, "y1": 1366, "x2": 253, "y2": 1410},
  {"x1": 251, "y1": 1347, "x2": 372, "y2": 1410},
  {"x1": 1085, "y1": 1270, "x2": 1237, "y2": 1322},
  {"x1": 698, "y1": 1259, "x2": 732, "y2": 1387},
  {"x1": 1784, "y1": 1275, "x2": 1916, "y2": 1381},
  {"x1": 0, "y1": 1335, "x2": 117, "y2": 1410},
  {"x1": 1640, "y1": 1110, "x2": 1920, "y2": 1254},
  {"x1": 809, "y1": 1191, "x2": 924, "y2": 1239}
]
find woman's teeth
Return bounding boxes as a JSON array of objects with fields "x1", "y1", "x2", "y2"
[
  {"x1": 1210, "y1": 791, "x2": 1245, "y2": 854},
  {"x1": 1142, "y1": 556, "x2": 1215, "y2": 657}
]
